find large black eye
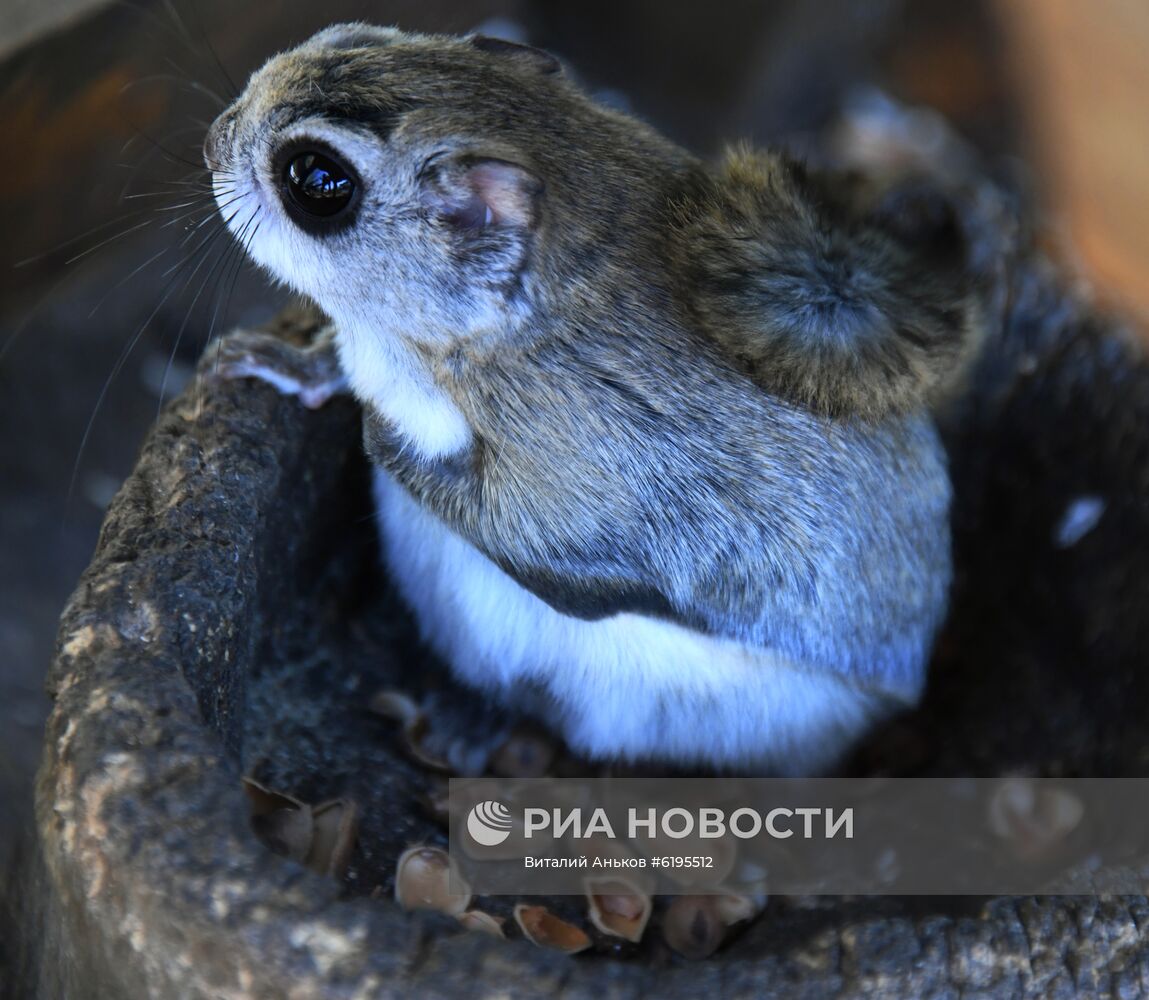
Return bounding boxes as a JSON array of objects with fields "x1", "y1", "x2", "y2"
[{"x1": 279, "y1": 147, "x2": 358, "y2": 229}]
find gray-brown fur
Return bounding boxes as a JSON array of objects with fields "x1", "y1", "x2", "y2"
[
  {"x1": 674, "y1": 150, "x2": 984, "y2": 419},
  {"x1": 206, "y1": 24, "x2": 985, "y2": 757},
  {"x1": 364, "y1": 342, "x2": 952, "y2": 699}
]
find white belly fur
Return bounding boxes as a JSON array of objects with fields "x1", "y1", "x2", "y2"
[{"x1": 374, "y1": 470, "x2": 890, "y2": 774}]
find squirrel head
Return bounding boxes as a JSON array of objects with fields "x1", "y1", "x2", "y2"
[{"x1": 204, "y1": 24, "x2": 691, "y2": 356}]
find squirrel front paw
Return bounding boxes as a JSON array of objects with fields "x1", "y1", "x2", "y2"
[{"x1": 204, "y1": 325, "x2": 348, "y2": 409}]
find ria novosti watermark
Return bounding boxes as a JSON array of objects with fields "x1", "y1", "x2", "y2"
[
  {"x1": 505, "y1": 802, "x2": 852, "y2": 842},
  {"x1": 448, "y1": 778, "x2": 1149, "y2": 895}
]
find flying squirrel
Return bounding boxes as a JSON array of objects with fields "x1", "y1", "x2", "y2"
[{"x1": 203, "y1": 24, "x2": 984, "y2": 774}]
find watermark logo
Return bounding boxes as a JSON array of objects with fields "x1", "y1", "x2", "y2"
[
  {"x1": 450, "y1": 777, "x2": 1147, "y2": 896},
  {"x1": 467, "y1": 799, "x2": 513, "y2": 847}
]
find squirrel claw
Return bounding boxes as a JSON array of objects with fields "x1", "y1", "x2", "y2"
[{"x1": 205, "y1": 326, "x2": 348, "y2": 409}]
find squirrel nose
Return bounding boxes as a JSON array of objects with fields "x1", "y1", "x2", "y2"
[{"x1": 203, "y1": 109, "x2": 238, "y2": 172}]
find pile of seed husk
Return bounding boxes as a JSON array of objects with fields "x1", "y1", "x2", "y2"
[
  {"x1": 243, "y1": 669, "x2": 1092, "y2": 962},
  {"x1": 245, "y1": 676, "x2": 769, "y2": 961}
]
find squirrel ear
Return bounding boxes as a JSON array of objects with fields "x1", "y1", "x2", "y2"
[
  {"x1": 420, "y1": 156, "x2": 543, "y2": 232},
  {"x1": 468, "y1": 35, "x2": 562, "y2": 75}
]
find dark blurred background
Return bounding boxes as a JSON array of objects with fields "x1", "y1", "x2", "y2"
[{"x1": 1, "y1": 0, "x2": 1147, "y2": 945}]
